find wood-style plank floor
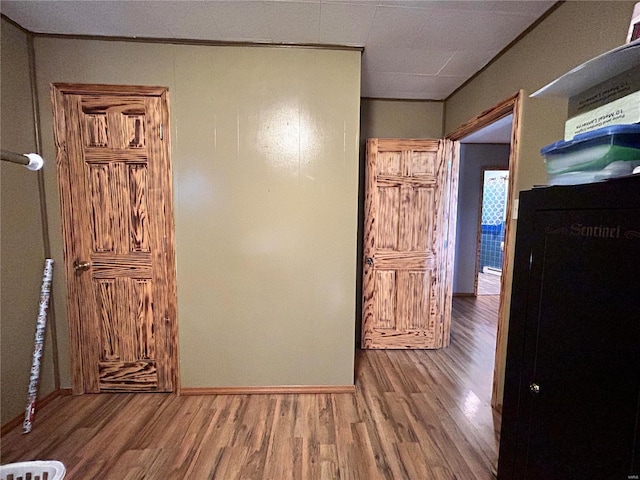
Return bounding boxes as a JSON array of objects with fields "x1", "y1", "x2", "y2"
[
  {"x1": 477, "y1": 273, "x2": 501, "y2": 296},
  {"x1": 1, "y1": 296, "x2": 501, "y2": 479}
]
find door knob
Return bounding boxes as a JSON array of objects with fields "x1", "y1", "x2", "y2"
[
  {"x1": 365, "y1": 257, "x2": 374, "y2": 266},
  {"x1": 529, "y1": 382, "x2": 540, "y2": 394},
  {"x1": 73, "y1": 260, "x2": 91, "y2": 272}
]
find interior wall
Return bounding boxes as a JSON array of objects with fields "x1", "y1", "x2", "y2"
[
  {"x1": 0, "y1": 19, "x2": 55, "y2": 424},
  {"x1": 453, "y1": 144, "x2": 509, "y2": 295},
  {"x1": 360, "y1": 99, "x2": 444, "y2": 140},
  {"x1": 34, "y1": 38, "x2": 361, "y2": 388},
  {"x1": 444, "y1": 0, "x2": 636, "y2": 408}
]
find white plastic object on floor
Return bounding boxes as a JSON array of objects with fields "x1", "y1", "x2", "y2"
[{"x1": 0, "y1": 460, "x2": 66, "y2": 480}]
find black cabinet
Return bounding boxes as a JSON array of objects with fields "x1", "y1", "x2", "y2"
[{"x1": 498, "y1": 176, "x2": 640, "y2": 480}]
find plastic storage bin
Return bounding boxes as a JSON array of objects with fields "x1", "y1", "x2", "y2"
[
  {"x1": 0, "y1": 461, "x2": 66, "y2": 480},
  {"x1": 541, "y1": 124, "x2": 640, "y2": 185}
]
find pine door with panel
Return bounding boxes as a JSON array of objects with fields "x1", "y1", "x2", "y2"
[
  {"x1": 51, "y1": 84, "x2": 178, "y2": 393},
  {"x1": 362, "y1": 139, "x2": 458, "y2": 349}
]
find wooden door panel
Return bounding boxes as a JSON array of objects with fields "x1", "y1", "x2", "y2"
[
  {"x1": 398, "y1": 271, "x2": 432, "y2": 331},
  {"x1": 128, "y1": 164, "x2": 150, "y2": 252},
  {"x1": 81, "y1": 97, "x2": 146, "y2": 150},
  {"x1": 377, "y1": 187, "x2": 435, "y2": 252},
  {"x1": 377, "y1": 187, "x2": 400, "y2": 249},
  {"x1": 406, "y1": 187, "x2": 434, "y2": 251},
  {"x1": 97, "y1": 277, "x2": 158, "y2": 391},
  {"x1": 52, "y1": 84, "x2": 177, "y2": 394},
  {"x1": 378, "y1": 151, "x2": 401, "y2": 175},
  {"x1": 83, "y1": 114, "x2": 108, "y2": 147},
  {"x1": 374, "y1": 252, "x2": 436, "y2": 270},
  {"x1": 372, "y1": 269, "x2": 437, "y2": 340},
  {"x1": 86, "y1": 163, "x2": 115, "y2": 252},
  {"x1": 410, "y1": 151, "x2": 436, "y2": 176},
  {"x1": 362, "y1": 138, "x2": 457, "y2": 349},
  {"x1": 96, "y1": 278, "x2": 154, "y2": 362},
  {"x1": 85, "y1": 161, "x2": 152, "y2": 255},
  {"x1": 99, "y1": 361, "x2": 157, "y2": 391},
  {"x1": 91, "y1": 254, "x2": 153, "y2": 278},
  {"x1": 375, "y1": 270, "x2": 397, "y2": 329}
]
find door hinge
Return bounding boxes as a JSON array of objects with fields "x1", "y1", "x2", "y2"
[{"x1": 159, "y1": 124, "x2": 164, "y2": 140}]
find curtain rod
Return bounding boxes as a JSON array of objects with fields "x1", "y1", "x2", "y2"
[{"x1": 1, "y1": 149, "x2": 44, "y2": 170}]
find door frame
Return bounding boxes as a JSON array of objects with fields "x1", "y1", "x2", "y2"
[
  {"x1": 446, "y1": 91, "x2": 523, "y2": 411},
  {"x1": 50, "y1": 83, "x2": 179, "y2": 394}
]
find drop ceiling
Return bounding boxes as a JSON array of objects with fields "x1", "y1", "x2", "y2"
[{"x1": 1, "y1": 0, "x2": 556, "y2": 101}]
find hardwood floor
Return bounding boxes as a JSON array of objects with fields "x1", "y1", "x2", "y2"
[
  {"x1": 477, "y1": 272, "x2": 501, "y2": 296},
  {"x1": 1, "y1": 296, "x2": 500, "y2": 479}
]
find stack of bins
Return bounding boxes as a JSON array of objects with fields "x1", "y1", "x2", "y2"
[
  {"x1": 541, "y1": 124, "x2": 640, "y2": 185},
  {"x1": 537, "y1": 61, "x2": 640, "y2": 186}
]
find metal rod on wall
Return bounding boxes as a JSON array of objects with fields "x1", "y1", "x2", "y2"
[
  {"x1": 27, "y1": 34, "x2": 61, "y2": 391},
  {"x1": 1, "y1": 149, "x2": 44, "y2": 170}
]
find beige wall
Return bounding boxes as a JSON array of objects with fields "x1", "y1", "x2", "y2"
[
  {"x1": 34, "y1": 38, "x2": 361, "y2": 389},
  {"x1": 0, "y1": 19, "x2": 56, "y2": 424},
  {"x1": 360, "y1": 99, "x2": 444, "y2": 141},
  {"x1": 444, "y1": 1, "x2": 636, "y2": 407}
]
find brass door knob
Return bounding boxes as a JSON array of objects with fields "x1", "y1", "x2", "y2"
[{"x1": 73, "y1": 260, "x2": 91, "y2": 272}]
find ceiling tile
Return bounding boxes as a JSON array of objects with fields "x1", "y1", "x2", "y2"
[
  {"x1": 377, "y1": 1, "x2": 433, "y2": 8},
  {"x1": 413, "y1": 8, "x2": 538, "y2": 51},
  {"x1": 427, "y1": 1, "x2": 502, "y2": 12},
  {"x1": 106, "y1": 2, "x2": 176, "y2": 39},
  {"x1": 489, "y1": 1, "x2": 555, "y2": 15},
  {"x1": 366, "y1": 5, "x2": 432, "y2": 47},
  {"x1": 427, "y1": 1, "x2": 554, "y2": 15},
  {"x1": 200, "y1": 1, "x2": 269, "y2": 42},
  {"x1": 0, "y1": 1, "x2": 83, "y2": 34},
  {"x1": 319, "y1": 2, "x2": 377, "y2": 46},
  {"x1": 320, "y1": 0, "x2": 379, "y2": 3},
  {"x1": 363, "y1": 45, "x2": 454, "y2": 75},
  {"x1": 437, "y1": 49, "x2": 496, "y2": 76},
  {"x1": 385, "y1": 73, "x2": 466, "y2": 99},
  {"x1": 262, "y1": 1, "x2": 322, "y2": 43},
  {"x1": 1, "y1": 1, "x2": 163, "y2": 37}
]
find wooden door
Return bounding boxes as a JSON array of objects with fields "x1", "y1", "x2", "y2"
[
  {"x1": 362, "y1": 139, "x2": 458, "y2": 349},
  {"x1": 51, "y1": 84, "x2": 177, "y2": 394}
]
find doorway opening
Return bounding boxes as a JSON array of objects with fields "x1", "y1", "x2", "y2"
[
  {"x1": 447, "y1": 91, "x2": 523, "y2": 412},
  {"x1": 477, "y1": 169, "x2": 509, "y2": 296}
]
